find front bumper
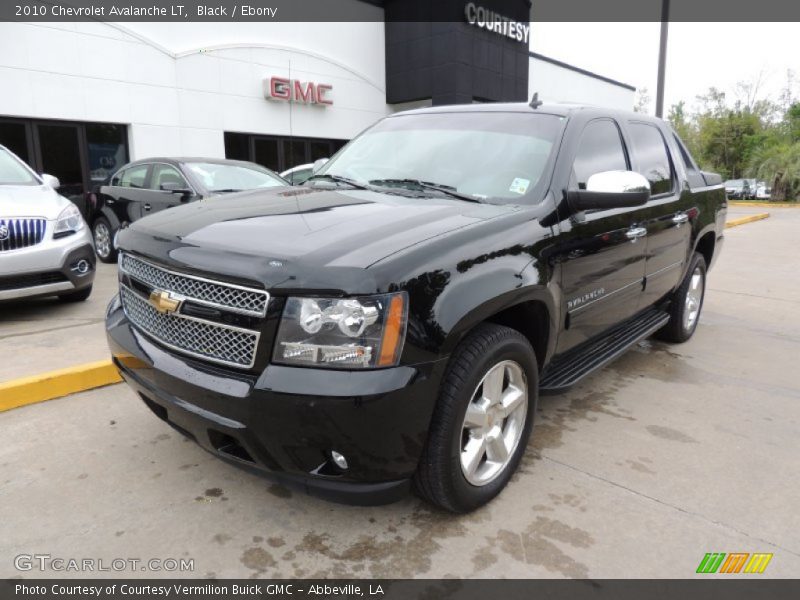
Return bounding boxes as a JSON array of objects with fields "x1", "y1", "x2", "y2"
[
  {"x1": 106, "y1": 298, "x2": 446, "y2": 505},
  {"x1": 0, "y1": 228, "x2": 95, "y2": 301}
]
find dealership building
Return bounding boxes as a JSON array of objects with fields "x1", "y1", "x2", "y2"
[{"x1": 0, "y1": 0, "x2": 634, "y2": 208}]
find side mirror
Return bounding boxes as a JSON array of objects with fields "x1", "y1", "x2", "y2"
[
  {"x1": 312, "y1": 158, "x2": 329, "y2": 174},
  {"x1": 567, "y1": 170, "x2": 650, "y2": 212},
  {"x1": 160, "y1": 182, "x2": 192, "y2": 196},
  {"x1": 41, "y1": 174, "x2": 60, "y2": 189}
]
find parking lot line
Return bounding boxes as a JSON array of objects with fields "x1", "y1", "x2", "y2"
[
  {"x1": 729, "y1": 201, "x2": 799, "y2": 208},
  {"x1": 0, "y1": 359, "x2": 121, "y2": 412},
  {"x1": 725, "y1": 213, "x2": 769, "y2": 228}
]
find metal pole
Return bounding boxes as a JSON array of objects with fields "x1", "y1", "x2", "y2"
[{"x1": 655, "y1": 0, "x2": 670, "y2": 118}]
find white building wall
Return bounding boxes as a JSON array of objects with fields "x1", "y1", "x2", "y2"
[
  {"x1": 0, "y1": 15, "x2": 390, "y2": 160},
  {"x1": 528, "y1": 56, "x2": 635, "y2": 110}
]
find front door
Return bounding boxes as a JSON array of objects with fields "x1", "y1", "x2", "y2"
[{"x1": 555, "y1": 118, "x2": 648, "y2": 353}]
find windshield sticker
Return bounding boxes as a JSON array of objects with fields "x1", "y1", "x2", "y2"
[{"x1": 509, "y1": 178, "x2": 530, "y2": 195}]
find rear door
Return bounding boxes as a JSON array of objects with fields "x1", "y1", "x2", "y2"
[
  {"x1": 556, "y1": 118, "x2": 648, "y2": 352},
  {"x1": 101, "y1": 163, "x2": 152, "y2": 224},
  {"x1": 624, "y1": 121, "x2": 692, "y2": 309}
]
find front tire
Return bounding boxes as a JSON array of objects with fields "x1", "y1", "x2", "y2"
[
  {"x1": 414, "y1": 323, "x2": 538, "y2": 513},
  {"x1": 92, "y1": 217, "x2": 117, "y2": 263},
  {"x1": 657, "y1": 252, "x2": 707, "y2": 343}
]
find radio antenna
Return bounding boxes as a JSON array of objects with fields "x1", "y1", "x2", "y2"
[{"x1": 529, "y1": 92, "x2": 543, "y2": 109}]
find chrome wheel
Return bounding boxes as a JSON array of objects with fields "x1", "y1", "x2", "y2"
[
  {"x1": 683, "y1": 266, "x2": 704, "y2": 331},
  {"x1": 460, "y1": 360, "x2": 528, "y2": 486},
  {"x1": 94, "y1": 222, "x2": 111, "y2": 258}
]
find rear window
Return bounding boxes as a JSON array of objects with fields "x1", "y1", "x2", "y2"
[
  {"x1": 628, "y1": 123, "x2": 674, "y2": 195},
  {"x1": 119, "y1": 165, "x2": 149, "y2": 189}
]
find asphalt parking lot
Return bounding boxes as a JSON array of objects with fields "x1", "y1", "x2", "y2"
[{"x1": 2, "y1": 207, "x2": 799, "y2": 579}]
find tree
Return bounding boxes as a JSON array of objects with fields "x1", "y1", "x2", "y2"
[
  {"x1": 750, "y1": 142, "x2": 800, "y2": 201},
  {"x1": 634, "y1": 87, "x2": 651, "y2": 114}
]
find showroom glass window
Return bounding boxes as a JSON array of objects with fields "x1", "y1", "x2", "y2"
[
  {"x1": 628, "y1": 122, "x2": 674, "y2": 195},
  {"x1": 85, "y1": 124, "x2": 128, "y2": 185},
  {"x1": 571, "y1": 120, "x2": 628, "y2": 190}
]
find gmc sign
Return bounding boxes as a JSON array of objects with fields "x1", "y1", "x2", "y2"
[{"x1": 264, "y1": 77, "x2": 333, "y2": 106}]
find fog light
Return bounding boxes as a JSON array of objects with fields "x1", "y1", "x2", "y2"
[
  {"x1": 330, "y1": 450, "x2": 348, "y2": 470},
  {"x1": 71, "y1": 259, "x2": 91, "y2": 275}
]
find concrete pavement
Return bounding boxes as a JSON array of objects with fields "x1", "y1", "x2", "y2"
[{"x1": 1, "y1": 209, "x2": 798, "y2": 579}]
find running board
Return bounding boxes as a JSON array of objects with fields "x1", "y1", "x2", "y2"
[{"x1": 539, "y1": 308, "x2": 670, "y2": 394}]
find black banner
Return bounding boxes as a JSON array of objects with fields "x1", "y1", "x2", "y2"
[
  {"x1": 3, "y1": 580, "x2": 800, "y2": 600},
  {"x1": 1, "y1": 0, "x2": 800, "y2": 22}
]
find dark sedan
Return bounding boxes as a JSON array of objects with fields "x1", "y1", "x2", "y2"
[{"x1": 89, "y1": 157, "x2": 288, "y2": 262}]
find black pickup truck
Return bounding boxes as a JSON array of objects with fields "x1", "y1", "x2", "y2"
[{"x1": 106, "y1": 102, "x2": 726, "y2": 513}]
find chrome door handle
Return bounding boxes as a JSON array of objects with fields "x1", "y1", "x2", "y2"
[
  {"x1": 144, "y1": 203, "x2": 151, "y2": 212},
  {"x1": 626, "y1": 227, "x2": 647, "y2": 241},
  {"x1": 673, "y1": 213, "x2": 689, "y2": 224}
]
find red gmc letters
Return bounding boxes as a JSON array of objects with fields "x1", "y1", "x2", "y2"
[{"x1": 264, "y1": 77, "x2": 333, "y2": 106}]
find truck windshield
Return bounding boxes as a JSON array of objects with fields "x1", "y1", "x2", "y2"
[
  {"x1": 316, "y1": 112, "x2": 563, "y2": 202},
  {"x1": 0, "y1": 148, "x2": 39, "y2": 186}
]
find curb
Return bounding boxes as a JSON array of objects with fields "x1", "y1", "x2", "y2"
[
  {"x1": 725, "y1": 213, "x2": 769, "y2": 229},
  {"x1": 0, "y1": 359, "x2": 122, "y2": 413},
  {"x1": 729, "y1": 201, "x2": 799, "y2": 208}
]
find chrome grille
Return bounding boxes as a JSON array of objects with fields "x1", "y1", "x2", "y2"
[
  {"x1": 120, "y1": 253, "x2": 268, "y2": 316},
  {"x1": 120, "y1": 285, "x2": 260, "y2": 369},
  {"x1": 0, "y1": 218, "x2": 47, "y2": 252}
]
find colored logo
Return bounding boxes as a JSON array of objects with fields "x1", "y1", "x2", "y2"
[
  {"x1": 696, "y1": 552, "x2": 773, "y2": 574},
  {"x1": 148, "y1": 289, "x2": 182, "y2": 314}
]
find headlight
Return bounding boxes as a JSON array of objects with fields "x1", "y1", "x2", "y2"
[
  {"x1": 53, "y1": 204, "x2": 85, "y2": 237},
  {"x1": 273, "y1": 292, "x2": 408, "y2": 369}
]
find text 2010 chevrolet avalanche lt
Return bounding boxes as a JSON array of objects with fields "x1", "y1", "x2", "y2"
[{"x1": 106, "y1": 103, "x2": 726, "y2": 513}]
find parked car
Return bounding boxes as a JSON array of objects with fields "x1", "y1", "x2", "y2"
[
  {"x1": 725, "y1": 179, "x2": 747, "y2": 199},
  {"x1": 90, "y1": 158, "x2": 288, "y2": 262},
  {"x1": 106, "y1": 103, "x2": 726, "y2": 512},
  {"x1": 756, "y1": 182, "x2": 771, "y2": 200},
  {"x1": 280, "y1": 163, "x2": 315, "y2": 185},
  {"x1": 0, "y1": 145, "x2": 95, "y2": 302}
]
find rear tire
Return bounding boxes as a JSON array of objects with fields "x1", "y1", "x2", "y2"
[
  {"x1": 414, "y1": 323, "x2": 538, "y2": 513},
  {"x1": 58, "y1": 285, "x2": 92, "y2": 303},
  {"x1": 93, "y1": 217, "x2": 117, "y2": 263},
  {"x1": 656, "y1": 252, "x2": 706, "y2": 343}
]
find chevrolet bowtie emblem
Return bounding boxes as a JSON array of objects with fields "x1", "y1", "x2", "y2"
[{"x1": 148, "y1": 290, "x2": 182, "y2": 314}]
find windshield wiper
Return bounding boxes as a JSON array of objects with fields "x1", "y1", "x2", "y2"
[
  {"x1": 306, "y1": 173, "x2": 371, "y2": 190},
  {"x1": 210, "y1": 188, "x2": 243, "y2": 193},
  {"x1": 369, "y1": 179, "x2": 482, "y2": 203}
]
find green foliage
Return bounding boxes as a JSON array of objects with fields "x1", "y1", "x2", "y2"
[{"x1": 667, "y1": 83, "x2": 800, "y2": 198}]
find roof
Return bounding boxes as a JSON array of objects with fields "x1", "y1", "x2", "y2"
[
  {"x1": 529, "y1": 52, "x2": 637, "y2": 92},
  {"x1": 127, "y1": 157, "x2": 255, "y2": 165},
  {"x1": 390, "y1": 102, "x2": 660, "y2": 124}
]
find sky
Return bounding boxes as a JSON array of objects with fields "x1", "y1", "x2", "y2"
[{"x1": 530, "y1": 22, "x2": 800, "y2": 114}]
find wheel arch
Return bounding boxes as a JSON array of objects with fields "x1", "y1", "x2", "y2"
[
  {"x1": 439, "y1": 288, "x2": 558, "y2": 373},
  {"x1": 694, "y1": 229, "x2": 716, "y2": 269}
]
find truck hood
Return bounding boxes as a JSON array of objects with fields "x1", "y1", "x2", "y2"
[
  {"x1": 0, "y1": 184, "x2": 72, "y2": 219},
  {"x1": 120, "y1": 186, "x2": 520, "y2": 291}
]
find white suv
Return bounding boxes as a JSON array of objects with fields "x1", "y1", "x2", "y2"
[{"x1": 0, "y1": 145, "x2": 95, "y2": 302}]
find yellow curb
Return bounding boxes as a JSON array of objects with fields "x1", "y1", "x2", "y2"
[
  {"x1": 0, "y1": 359, "x2": 122, "y2": 413},
  {"x1": 730, "y1": 201, "x2": 800, "y2": 208},
  {"x1": 725, "y1": 213, "x2": 770, "y2": 228}
]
